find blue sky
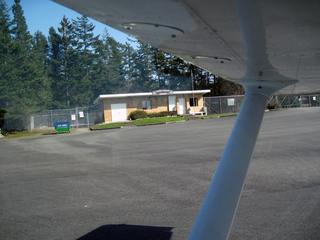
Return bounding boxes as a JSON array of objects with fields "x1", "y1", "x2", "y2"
[{"x1": 5, "y1": 0, "x2": 137, "y2": 46}]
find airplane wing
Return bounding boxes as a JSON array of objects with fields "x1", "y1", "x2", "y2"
[
  {"x1": 53, "y1": 0, "x2": 320, "y2": 95},
  {"x1": 52, "y1": 0, "x2": 320, "y2": 239}
]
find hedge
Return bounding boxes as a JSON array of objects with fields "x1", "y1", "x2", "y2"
[
  {"x1": 129, "y1": 110, "x2": 148, "y2": 120},
  {"x1": 147, "y1": 111, "x2": 177, "y2": 118},
  {"x1": 129, "y1": 110, "x2": 178, "y2": 120}
]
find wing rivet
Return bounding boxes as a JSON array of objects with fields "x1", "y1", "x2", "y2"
[{"x1": 258, "y1": 86, "x2": 262, "y2": 89}]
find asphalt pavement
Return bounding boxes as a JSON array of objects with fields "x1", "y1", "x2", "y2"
[{"x1": 0, "y1": 107, "x2": 319, "y2": 240}]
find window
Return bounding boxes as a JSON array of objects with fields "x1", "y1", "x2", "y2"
[
  {"x1": 142, "y1": 100, "x2": 151, "y2": 110},
  {"x1": 189, "y1": 98, "x2": 198, "y2": 107}
]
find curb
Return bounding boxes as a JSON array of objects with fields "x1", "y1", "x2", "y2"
[
  {"x1": 90, "y1": 126, "x2": 123, "y2": 131},
  {"x1": 134, "y1": 120, "x2": 186, "y2": 127},
  {"x1": 90, "y1": 120, "x2": 187, "y2": 130}
]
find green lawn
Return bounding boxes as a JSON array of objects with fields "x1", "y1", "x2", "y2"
[
  {"x1": 133, "y1": 116, "x2": 186, "y2": 125},
  {"x1": 91, "y1": 122, "x2": 128, "y2": 129},
  {"x1": 200, "y1": 113, "x2": 238, "y2": 118}
]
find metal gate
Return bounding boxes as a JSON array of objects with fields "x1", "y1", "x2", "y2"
[
  {"x1": 30, "y1": 103, "x2": 103, "y2": 130},
  {"x1": 204, "y1": 95, "x2": 244, "y2": 115}
]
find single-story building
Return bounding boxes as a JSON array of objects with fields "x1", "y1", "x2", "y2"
[{"x1": 93, "y1": 89, "x2": 211, "y2": 122}]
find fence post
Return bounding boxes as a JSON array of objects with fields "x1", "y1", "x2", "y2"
[
  {"x1": 86, "y1": 108, "x2": 89, "y2": 127},
  {"x1": 30, "y1": 115, "x2": 34, "y2": 131},
  {"x1": 309, "y1": 95, "x2": 311, "y2": 106},
  {"x1": 75, "y1": 107, "x2": 78, "y2": 128},
  {"x1": 50, "y1": 110, "x2": 53, "y2": 128}
]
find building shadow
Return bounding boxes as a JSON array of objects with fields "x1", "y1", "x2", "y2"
[{"x1": 77, "y1": 224, "x2": 173, "y2": 240}]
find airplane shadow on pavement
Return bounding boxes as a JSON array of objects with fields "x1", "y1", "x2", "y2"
[{"x1": 77, "y1": 224, "x2": 173, "y2": 240}]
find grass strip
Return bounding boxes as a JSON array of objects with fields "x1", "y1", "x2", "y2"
[
  {"x1": 133, "y1": 116, "x2": 186, "y2": 125},
  {"x1": 2, "y1": 129, "x2": 70, "y2": 139},
  {"x1": 91, "y1": 122, "x2": 128, "y2": 129}
]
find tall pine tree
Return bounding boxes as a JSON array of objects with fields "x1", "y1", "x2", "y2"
[
  {"x1": 57, "y1": 15, "x2": 75, "y2": 107},
  {"x1": 0, "y1": 0, "x2": 12, "y2": 112},
  {"x1": 72, "y1": 15, "x2": 99, "y2": 106},
  {"x1": 48, "y1": 26, "x2": 63, "y2": 108},
  {"x1": 92, "y1": 29, "x2": 126, "y2": 97},
  {"x1": 30, "y1": 30, "x2": 52, "y2": 110},
  {"x1": 6, "y1": 0, "x2": 34, "y2": 129},
  {"x1": 131, "y1": 40, "x2": 155, "y2": 92}
]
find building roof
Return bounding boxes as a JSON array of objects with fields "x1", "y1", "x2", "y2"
[{"x1": 93, "y1": 89, "x2": 211, "y2": 104}]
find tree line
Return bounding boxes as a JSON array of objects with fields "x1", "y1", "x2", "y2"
[{"x1": 0, "y1": 0, "x2": 244, "y2": 129}]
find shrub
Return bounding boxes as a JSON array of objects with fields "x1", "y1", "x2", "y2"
[
  {"x1": 148, "y1": 111, "x2": 177, "y2": 118},
  {"x1": 129, "y1": 110, "x2": 148, "y2": 120},
  {"x1": 147, "y1": 112, "x2": 161, "y2": 118},
  {"x1": 267, "y1": 99, "x2": 280, "y2": 109}
]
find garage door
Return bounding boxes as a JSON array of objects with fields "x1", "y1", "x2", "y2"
[{"x1": 111, "y1": 103, "x2": 127, "y2": 122}]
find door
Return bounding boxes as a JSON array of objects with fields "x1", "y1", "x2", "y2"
[
  {"x1": 111, "y1": 103, "x2": 127, "y2": 122},
  {"x1": 168, "y1": 95, "x2": 176, "y2": 111},
  {"x1": 179, "y1": 98, "x2": 186, "y2": 114}
]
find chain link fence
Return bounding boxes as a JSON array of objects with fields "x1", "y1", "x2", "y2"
[
  {"x1": 30, "y1": 103, "x2": 103, "y2": 130},
  {"x1": 204, "y1": 94, "x2": 319, "y2": 116},
  {"x1": 276, "y1": 95, "x2": 320, "y2": 108},
  {"x1": 29, "y1": 94, "x2": 319, "y2": 130},
  {"x1": 204, "y1": 95, "x2": 244, "y2": 115}
]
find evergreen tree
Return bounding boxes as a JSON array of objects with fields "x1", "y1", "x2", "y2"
[
  {"x1": 91, "y1": 35, "x2": 109, "y2": 97},
  {"x1": 57, "y1": 15, "x2": 75, "y2": 107},
  {"x1": 123, "y1": 40, "x2": 138, "y2": 92},
  {"x1": 166, "y1": 54, "x2": 191, "y2": 91},
  {"x1": 48, "y1": 26, "x2": 63, "y2": 108},
  {"x1": 106, "y1": 35, "x2": 126, "y2": 93},
  {"x1": 150, "y1": 47, "x2": 168, "y2": 89},
  {"x1": 151, "y1": 48, "x2": 191, "y2": 91},
  {"x1": 212, "y1": 76, "x2": 244, "y2": 96},
  {"x1": 30, "y1": 30, "x2": 52, "y2": 110},
  {"x1": 72, "y1": 15, "x2": 99, "y2": 106},
  {"x1": 104, "y1": 31, "x2": 126, "y2": 93},
  {"x1": 0, "y1": 0, "x2": 12, "y2": 112},
  {"x1": 91, "y1": 29, "x2": 126, "y2": 98},
  {"x1": 6, "y1": 0, "x2": 34, "y2": 129},
  {"x1": 131, "y1": 40, "x2": 154, "y2": 92}
]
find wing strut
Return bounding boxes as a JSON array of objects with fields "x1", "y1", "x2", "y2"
[
  {"x1": 188, "y1": 82, "x2": 290, "y2": 240},
  {"x1": 188, "y1": 0, "x2": 298, "y2": 237}
]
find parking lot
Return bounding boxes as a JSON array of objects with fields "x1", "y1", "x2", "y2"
[{"x1": 1, "y1": 107, "x2": 319, "y2": 239}]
